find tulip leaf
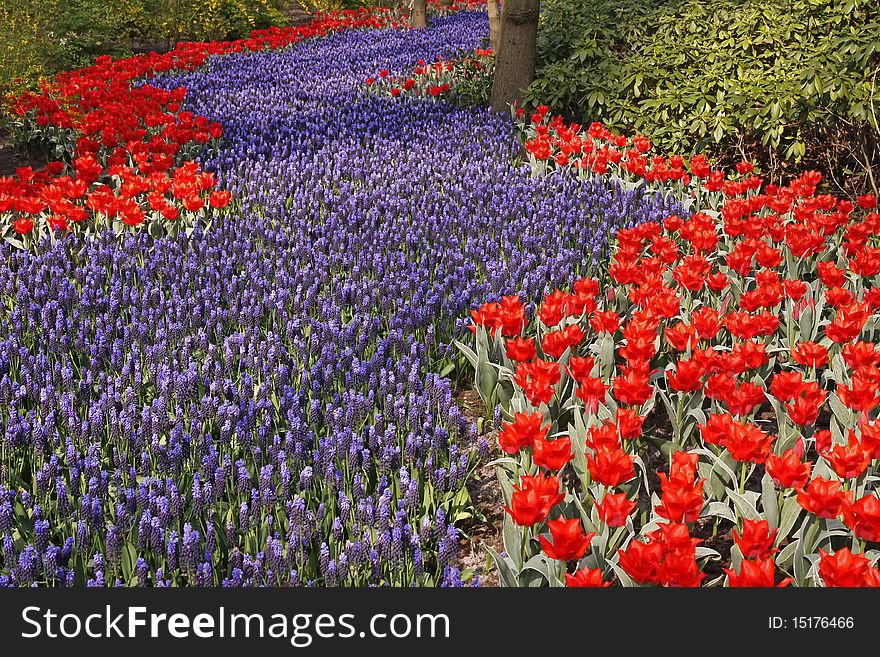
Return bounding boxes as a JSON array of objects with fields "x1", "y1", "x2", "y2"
[
  {"x1": 605, "y1": 558, "x2": 635, "y2": 587},
  {"x1": 454, "y1": 339, "x2": 479, "y2": 369},
  {"x1": 694, "y1": 447, "x2": 737, "y2": 484},
  {"x1": 730, "y1": 544, "x2": 744, "y2": 573},
  {"x1": 522, "y1": 554, "x2": 564, "y2": 587},
  {"x1": 827, "y1": 392, "x2": 853, "y2": 434},
  {"x1": 775, "y1": 540, "x2": 797, "y2": 569},
  {"x1": 502, "y1": 518, "x2": 522, "y2": 570},
  {"x1": 495, "y1": 464, "x2": 515, "y2": 507},
  {"x1": 701, "y1": 501, "x2": 737, "y2": 523},
  {"x1": 726, "y1": 488, "x2": 760, "y2": 520},
  {"x1": 761, "y1": 472, "x2": 779, "y2": 530},
  {"x1": 486, "y1": 546, "x2": 519, "y2": 588},
  {"x1": 695, "y1": 546, "x2": 720, "y2": 560}
]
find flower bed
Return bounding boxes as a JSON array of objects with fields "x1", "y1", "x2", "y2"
[
  {"x1": 365, "y1": 48, "x2": 494, "y2": 103},
  {"x1": 1, "y1": 8, "x2": 416, "y2": 250},
  {"x1": 465, "y1": 130, "x2": 880, "y2": 585},
  {"x1": 0, "y1": 10, "x2": 682, "y2": 587}
]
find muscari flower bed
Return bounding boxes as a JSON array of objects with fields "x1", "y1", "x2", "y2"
[{"x1": 0, "y1": 10, "x2": 679, "y2": 586}]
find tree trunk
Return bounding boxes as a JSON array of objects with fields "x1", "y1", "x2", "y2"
[
  {"x1": 412, "y1": 0, "x2": 427, "y2": 28},
  {"x1": 490, "y1": 0, "x2": 539, "y2": 113},
  {"x1": 487, "y1": 1, "x2": 501, "y2": 53}
]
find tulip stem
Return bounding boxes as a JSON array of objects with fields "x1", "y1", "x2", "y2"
[{"x1": 521, "y1": 525, "x2": 530, "y2": 576}]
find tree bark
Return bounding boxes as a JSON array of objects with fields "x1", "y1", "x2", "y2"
[
  {"x1": 412, "y1": 0, "x2": 427, "y2": 28},
  {"x1": 487, "y1": 1, "x2": 501, "y2": 53},
  {"x1": 490, "y1": 0, "x2": 539, "y2": 113}
]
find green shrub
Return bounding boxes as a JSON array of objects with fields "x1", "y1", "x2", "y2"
[
  {"x1": 0, "y1": 0, "x2": 59, "y2": 103},
  {"x1": 528, "y1": 0, "x2": 880, "y2": 192},
  {"x1": 1, "y1": 0, "x2": 292, "y2": 112}
]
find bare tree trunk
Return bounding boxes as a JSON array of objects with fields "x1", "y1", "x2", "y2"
[
  {"x1": 412, "y1": 0, "x2": 427, "y2": 28},
  {"x1": 490, "y1": 0, "x2": 539, "y2": 113},
  {"x1": 487, "y1": 1, "x2": 501, "y2": 53}
]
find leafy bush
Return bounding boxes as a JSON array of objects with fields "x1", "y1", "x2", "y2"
[
  {"x1": 0, "y1": 0, "x2": 292, "y2": 110},
  {"x1": 0, "y1": 0, "x2": 59, "y2": 102},
  {"x1": 140, "y1": 0, "x2": 290, "y2": 44},
  {"x1": 528, "y1": 0, "x2": 880, "y2": 193}
]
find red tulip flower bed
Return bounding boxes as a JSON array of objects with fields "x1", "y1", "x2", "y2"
[
  {"x1": 1, "y1": 8, "x2": 415, "y2": 249},
  {"x1": 463, "y1": 130, "x2": 880, "y2": 586},
  {"x1": 365, "y1": 48, "x2": 494, "y2": 100}
]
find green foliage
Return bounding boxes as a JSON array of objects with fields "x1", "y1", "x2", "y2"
[
  {"x1": 43, "y1": 0, "x2": 139, "y2": 72},
  {"x1": 139, "y1": 0, "x2": 290, "y2": 43},
  {"x1": 1, "y1": 0, "x2": 292, "y2": 111},
  {"x1": 0, "y1": 0, "x2": 59, "y2": 102},
  {"x1": 528, "y1": 0, "x2": 880, "y2": 189}
]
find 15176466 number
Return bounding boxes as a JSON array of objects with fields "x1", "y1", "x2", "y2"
[{"x1": 769, "y1": 617, "x2": 855, "y2": 630}]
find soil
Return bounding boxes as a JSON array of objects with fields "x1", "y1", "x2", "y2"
[
  {"x1": 0, "y1": 126, "x2": 46, "y2": 177},
  {"x1": 453, "y1": 387, "x2": 504, "y2": 587},
  {"x1": 286, "y1": 3, "x2": 313, "y2": 26}
]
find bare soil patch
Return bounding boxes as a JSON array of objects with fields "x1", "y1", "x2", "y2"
[{"x1": 454, "y1": 387, "x2": 504, "y2": 587}]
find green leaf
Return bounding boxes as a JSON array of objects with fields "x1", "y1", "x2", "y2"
[
  {"x1": 761, "y1": 473, "x2": 779, "y2": 530},
  {"x1": 726, "y1": 488, "x2": 760, "y2": 520},
  {"x1": 522, "y1": 553, "x2": 564, "y2": 587},
  {"x1": 454, "y1": 339, "x2": 479, "y2": 369},
  {"x1": 776, "y1": 494, "x2": 803, "y2": 545},
  {"x1": 121, "y1": 542, "x2": 137, "y2": 585},
  {"x1": 701, "y1": 501, "x2": 737, "y2": 523},
  {"x1": 486, "y1": 546, "x2": 519, "y2": 588},
  {"x1": 148, "y1": 221, "x2": 164, "y2": 239}
]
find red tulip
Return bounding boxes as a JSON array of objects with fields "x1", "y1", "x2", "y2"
[
  {"x1": 539, "y1": 517, "x2": 594, "y2": 561},
  {"x1": 504, "y1": 473, "x2": 563, "y2": 526},
  {"x1": 850, "y1": 495, "x2": 880, "y2": 542},
  {"x1": 615, "y1": 408, "x2": 645, "y2": 440},
  {"x1": 791, "y1": 341, "x2": 828, "y2": 368},
  {"x1": 733, "y1": 519, "x2": 778, "y2": 559},
  {"x1": 565, "y1": 567, "x2": 610, "y2": 587},
  {"x1": 655, "y1": 456, "x2": 704, "y2": 524},
  {"x1": 209, "y1": 190, "x2": 231, "y2": 208},
  {"x1": 797, "y1": 477, "x2": 851, "y2": 520},
  {"x1": 498, "y1": 412, "x2": 548, "y2": 455},
  {"x1": 721, "y1": 420, "x2": 774, "y2": 464},
  {"x1": 595, "y1": 492, "x2": 637, "y2": 527},
  {"x1": 617, "y1": 539, "x2": 664, "y2": 585},
  {"x1": 725, "y1": 558, "x2": 791, "y2": 587},
  {"x1": 532, "y1": 435, "x2": 573, "y2": 471},
  {"x1": 566, "y1": 355, "x2": 595, "y2": 383},
  {"x1": 819, "y1": 548, "x2": 871, "y2": 587},
  {"x1": 590, "y1": 310, "x2": 622, "y2": 334},
  {"x1": 505, "y1": 336, "x2": 536, "y2": 362},
  {"x1": 587, "y1": 447, "x2": 636, "y2": 487},
  {"x1": 823, "y1": 434, "x2": 873, "y2": 479},
  {"x1": 613, "y1": 369, "x2": 653, "y2": 406},
  {"x1": 13, "y1": 218, "x2": 33, "y2": 234},
  {"x1": 765, "y1": 449, "x2": 812, "y2": 489}
]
